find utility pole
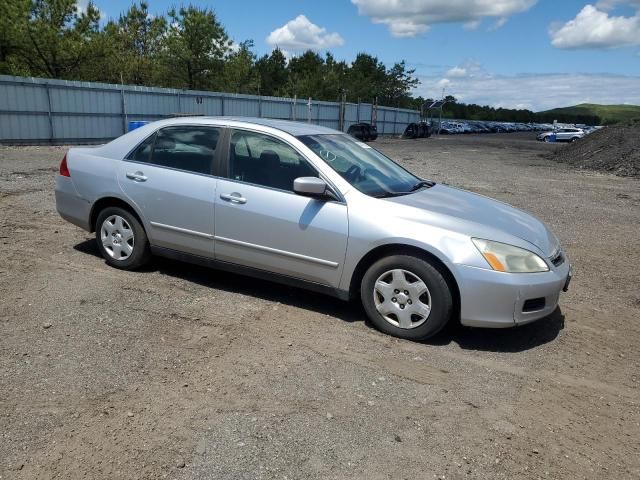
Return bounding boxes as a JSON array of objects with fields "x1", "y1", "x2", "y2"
[
  {"x1": 120, "y1": 72, "x2": 128, "y2": 134},
  {"x1": 292, "y1": 94, "x2": 297, "y2": 121},
  {"x1": 307, "y1": 97, "x2": 312, "y2": 123},
  {"x1": 339, "y1": 90, "x2": 347, "y2": 131},
  {"x1": 372, "y1": 96, "x2": 378, "y2": 128}
]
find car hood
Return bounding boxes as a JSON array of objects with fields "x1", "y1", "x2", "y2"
[{"x1": 385, "y1": 184, "x2": 559, "y2": 257}]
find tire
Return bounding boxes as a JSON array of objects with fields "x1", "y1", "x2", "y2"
[
  {"x1": 360, "y1": 255, "x2": 453, "y2": 341},
  {"x1": 95, "y1": 206, "x2": 150, "y2": 270},
  {"x1": 544, "y1": 136, "x2": 552, "y2": 143},
  {"x1": 571, "y1": 137, "x2": 579, "y2": 143}
]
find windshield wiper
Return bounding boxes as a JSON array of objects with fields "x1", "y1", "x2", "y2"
[
  {"x1": 374, "y1": 191, "x2": 407, "y2": 198},
  {"x1": 374, "y1": 180, "x2": 436, "y2": 198},
  {"x1": 410, "y1": 180, "x2": 436, "y2": 191}
]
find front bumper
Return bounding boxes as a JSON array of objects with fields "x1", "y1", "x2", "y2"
[{"x1": 455, "y1": 258, "x2": 571, "y2": 328}]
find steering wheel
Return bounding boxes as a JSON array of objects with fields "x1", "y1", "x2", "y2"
[
  {"x1": 318, "y1": 149, "x2": 337, "y2": 162},
  {"x1": 344, "y1": 165, "x2": 361, "y2": 182}
]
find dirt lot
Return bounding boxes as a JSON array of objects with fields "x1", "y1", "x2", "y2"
[{"x1": 1, "y1": 133, "x2": 639, "y2": 480}]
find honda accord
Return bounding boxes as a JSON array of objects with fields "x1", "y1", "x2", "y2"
[{"x1": 56, "y1": 117, "x2": 571, "y2": 340}]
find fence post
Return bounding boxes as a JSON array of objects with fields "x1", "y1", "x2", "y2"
[
  {"x1": 120, "y1": 86, "x2": 127, "y2": 134},
  {"x1": 339, "y1": 92, "x2": 346, "y2": 131},
  {"x1": 258, "y1": 96, "x2": 262, "y2": 117},
  {"x1": 44, "y1": 83, "x2": 54, "y2": 144},
  {"x1": 394, "y1": 108, "x2": 398, "y2": 135},
  {"x1": 292, "y1": 95, "x2": 297, "y2": 121},
  {"x1": 221, "y1": 95, "x2": 225, "y2": 116},
  {"x1": 178, "y1": 91, "x2": 182, "y2": 114}
]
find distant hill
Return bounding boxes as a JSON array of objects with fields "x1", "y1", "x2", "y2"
[{"x1": 538, "y1": 103, "x2": 640, "y2": 125}]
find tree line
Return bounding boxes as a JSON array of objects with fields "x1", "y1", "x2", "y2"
[
  {"x1": 429, "y1": 96, "x2": 601, "y2": 125},
  {"x1": 0, "y1": 0, "x2": 420, "y2": 107},
  {"x1": 0, "y1": 1, "x2": 600, "y2": 124}
]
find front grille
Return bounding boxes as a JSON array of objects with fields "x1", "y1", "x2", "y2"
[
  {"x1": 550, "y1": 250, "x2": 564, "y2": 267},
  {"x1": 523, "y1": 297, "x2": 546, "y2": 312}
]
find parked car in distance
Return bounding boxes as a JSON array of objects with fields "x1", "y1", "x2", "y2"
[
  {"x1": 417, "y1": 121, "x2": 431, "y2": 138},
  {"x1": 368, "y1": 123, "x2": 378, "y2": 141},
  {"x1": 537, "y1": 128, "x2": 585, "y2": 143},
  {"x1": 347, "y1": 122, "x2": 376, "y2": 142},
  {"x1": 56, "y1": 117, "x2": 571, "y2": 341}
]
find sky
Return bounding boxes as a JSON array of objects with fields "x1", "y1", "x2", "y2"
[{"x1": 85, "y1": 0, "x2": 640, "y2": 111}]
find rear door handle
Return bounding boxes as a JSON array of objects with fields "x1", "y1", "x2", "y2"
[
  {"x1": 126, "y1": 171, "x2": 147, "y2": 182},
  {"x1": 220, "y1": 192, "x2": 247, "y2": 204}
]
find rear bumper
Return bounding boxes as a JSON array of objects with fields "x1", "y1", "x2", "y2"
[
  {"x1": 456, "y1": 259, "x2": 570, "y2": 328},
  {"x1": 55, "y1": 176, "x2": 91, "y2": 231}
]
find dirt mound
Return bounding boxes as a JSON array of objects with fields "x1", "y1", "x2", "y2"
[{"x1": 546, "y1": 119, "x2": 640, "y2": 177}]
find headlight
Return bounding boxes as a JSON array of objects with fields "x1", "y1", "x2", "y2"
[{"x1": 472, "y1": 238, "x2": 549, "y2": 273}]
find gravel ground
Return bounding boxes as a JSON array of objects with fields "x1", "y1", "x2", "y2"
[{"x1": 1, "y1": 133, "x2": 639, "y2": 479}]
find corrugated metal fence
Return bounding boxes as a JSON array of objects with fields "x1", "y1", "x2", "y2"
[{"x1": 0, "y1": 75, "x2": 420, "y2": 145}]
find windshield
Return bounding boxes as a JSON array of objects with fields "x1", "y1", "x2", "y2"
[{"x1": 297, "y1": 134, "x2": 423, "y2": 197}]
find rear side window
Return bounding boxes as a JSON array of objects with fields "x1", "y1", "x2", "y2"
[
  {"x1": 127, "y1": 126, "x2": 220, "y2": 175},
  {"x1": 128, "y1": 133, "x2": 155, "y2": 163}
]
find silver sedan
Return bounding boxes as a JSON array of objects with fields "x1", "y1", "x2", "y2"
[{"x1": 55, "y1": 117, "x2": 571, "y2": 340}]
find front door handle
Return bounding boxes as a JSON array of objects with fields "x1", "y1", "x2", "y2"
[
  {"x1": 220, "y1": 192, "x2": 247, "y2": 204},
  {"x1": 126, "y1": 171, "x2": 147, "y2": 182}
]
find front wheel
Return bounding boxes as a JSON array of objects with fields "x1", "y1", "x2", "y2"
[
  {"x1": 361, "y1": 255, "x2": 453, "y2": 341},
  {"x1": 95, "y1": 206, "x2": 150, "y2": 270}
]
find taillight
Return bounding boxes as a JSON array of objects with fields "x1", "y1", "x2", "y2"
[{"x1": 59, "y1": 153, "x2": 70, "y2": 177}]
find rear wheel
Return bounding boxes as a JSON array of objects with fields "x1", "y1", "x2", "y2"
[
  {"x1": 361, "y1": 255, "x2": 453, "y2": 340},
  {"x1": 95, "y1": 206, "x2": 150, "y2": 270}
]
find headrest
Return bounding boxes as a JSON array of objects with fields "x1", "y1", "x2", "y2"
[
  {"x1": 259, "y1": 150, "x2": 280, "y2": 167},
  {"x1": 155, "y1": 137, "x2": 176, "y2": 150}
]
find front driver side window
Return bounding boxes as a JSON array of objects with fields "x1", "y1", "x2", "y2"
[{"x1": 229, "y1": 130, "x2": 317, "y2": 192}]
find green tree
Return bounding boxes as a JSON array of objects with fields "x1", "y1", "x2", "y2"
[
  {"x1": 0, "y1": 0, "x2": 30, "y2": 74},
  {"x1": 319, "y1": 52, "x2": 348, "y2": 101},
  {"x1": 255, "y1": 48, "x2": 288, "y2": 96},
  {"x1": 286, "y1": 50, "x2": 325, "y2": 99},
  {"x1": 382, "y1": 60, "x2": 419, "y2": 107},
  {"x1": 223, "y1": 40, "x2": 260, "y2": 94},
  {"x1": 347, "y1": 53, "x2": 388, "y2": 103},
  {"x1": 164, "y1": 5, "x2": 230, "y2": 90},
  {"x1": 101, "y1": 1, "x2": 167, "y2": 86},
  {"x1": 11, "y1": 0, "x2": 101, "y2": 79}
]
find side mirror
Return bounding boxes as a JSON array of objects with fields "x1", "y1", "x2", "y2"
[{"x1": 293, "y1": 177, "x2": 328, "y2": 198}]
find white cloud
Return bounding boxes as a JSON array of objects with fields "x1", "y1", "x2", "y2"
[
  {"x1": 463, "y1": 20, "x2": 481, "y2": 30},
  {"x1": 415, "y1": 71, "x2": 640, "y2": 111},
  {"x1": 488, "y1": 17, "x2": 509, "y2": 31},
  {"x1": 445, "y1": 66, "x2": 468, "y2": 77},
  {"x1": 351, "y1": 0, "x2": 537, "y2": 37},
  {"x1": 550, "y1": 4, "x2": 640, "y2": 49},
  {"x1": 436, "y1": 78, "x2": 451, "y2": 90},
  {"x1": 266, "y1": 15, "x2": 344, "y2": 51}
]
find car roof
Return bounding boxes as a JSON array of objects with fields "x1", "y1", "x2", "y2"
[
  {"x1": 94, "y1": 116, "x2": 344, "y2": 160},
  {"x1": 149, "y1": 116, "x2": 341, "y2": 136}
]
